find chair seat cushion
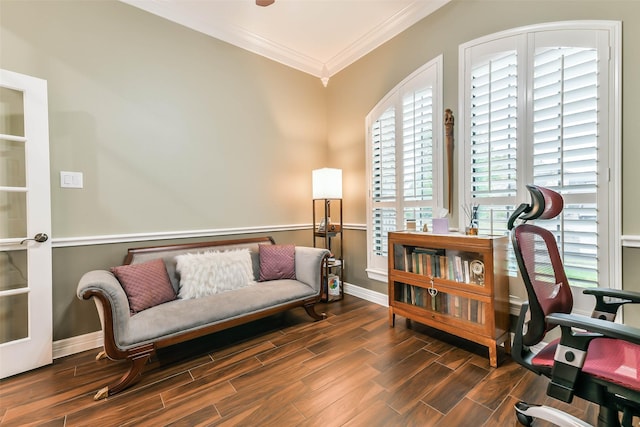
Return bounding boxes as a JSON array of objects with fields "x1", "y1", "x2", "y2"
[{"x1": 532, "y1": 338, "x2": 640, "y2": 392}]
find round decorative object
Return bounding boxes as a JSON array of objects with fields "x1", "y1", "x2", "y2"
[{"x1": 470, "y1": 260, "x2": 485, "y2": 284}]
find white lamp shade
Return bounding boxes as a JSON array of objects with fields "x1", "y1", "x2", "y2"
[{"x1": 312, "y1": 168, "x2": 342, "y2": 199}]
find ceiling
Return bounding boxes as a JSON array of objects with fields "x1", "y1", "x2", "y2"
[{"x1": 121, "y1": 0, "x2": 450, "y2": 85}]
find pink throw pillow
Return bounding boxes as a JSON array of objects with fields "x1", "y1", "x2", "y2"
[
  {"x1": 259, "y1": 244, "x2": 296, "y2": 281},
  {"x1": 111, "y1": 258, "x2": 176, "y2": 314}
]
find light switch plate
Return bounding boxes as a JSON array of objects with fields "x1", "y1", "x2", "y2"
[{"x1": 60, "y1": 171, "x2": 83, "y2": 189}]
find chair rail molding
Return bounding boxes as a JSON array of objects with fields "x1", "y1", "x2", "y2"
[
  {"x1": 622, "y1": 235, "x2": 640, "y2": 248},
  {"x1": 52, "y1": 223, "x2": 368, "y2": 248}
]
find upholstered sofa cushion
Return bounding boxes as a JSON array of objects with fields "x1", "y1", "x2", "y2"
[
  {"x1": 259, "y1": 244, "x2": 296, "y2": 281},
  {"x1": 123, "y1": 279, "x2": 315, "y2": 347},
  {"x1": 111, "y1": 259, "x2": 176, "y2": 314}
]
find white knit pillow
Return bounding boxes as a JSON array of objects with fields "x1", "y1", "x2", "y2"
[{"x1": 175, "y1": 249, "x2": 254, "y2": 299}]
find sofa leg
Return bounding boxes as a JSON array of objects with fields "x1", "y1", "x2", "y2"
[
  {"x1": 94, "y1": 344, "x2": 154, "y2": 400},
  {"x1": 304, "y1": 303, "x2": 326, "y2": 320}
]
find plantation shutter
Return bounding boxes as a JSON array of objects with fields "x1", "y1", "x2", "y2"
[
  {"x1": 403, "y1": 87, "x2": 435, "y2": 223},
  {"x1": 366, "y1": 57, "x2": 443, "y2": 277},
  {"x1": 532, "y1": 45, "x2": 599, "y2": 287},
  {"x1": 468, "y1": 50, "x2": 519, "y2": 238},
  {"x1": 461, "y1": 25, "x2": 614, "y2": 294},
  {"x1": 470, "y1": 52, "x2": 518, "y2": 199},
  {"x1": 371, "y1": 107, "x2": 397, "y2": 257}
]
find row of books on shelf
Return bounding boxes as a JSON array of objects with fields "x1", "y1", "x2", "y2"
[
  {"x1": 396, "y1": 283, "x2": 486, "y2": 324},
  {"x1": 396, "y1": 247, "x2": 484, "y2": 285}
]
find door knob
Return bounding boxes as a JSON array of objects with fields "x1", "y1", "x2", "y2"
[{"x1": 20, "y1": 233, "x2": 49, "y2": 244}]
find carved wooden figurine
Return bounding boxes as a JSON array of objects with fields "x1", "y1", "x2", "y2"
[{"x1": 445, "y1": 109, "x2": 454, "y2": 212}]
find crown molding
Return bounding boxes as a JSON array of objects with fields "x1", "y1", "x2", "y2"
[
  {"x1": 122, "y1": 0, "x2": 324, "y2": 77},
  {"x1": 121, "y1": 0, "x2": 450, "y2": 85},
  {"x1": 324, "y1": 0, "x2": 450, "y2": 77}
]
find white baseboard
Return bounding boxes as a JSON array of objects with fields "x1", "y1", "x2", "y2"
[
  {"x1": 53, "y1": 331, "x2": 103, "y2": 359},
  {"x1": 343, "y1": 282, "x2": 388, "y2": 307}
]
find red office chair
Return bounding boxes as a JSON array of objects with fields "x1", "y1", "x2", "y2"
[{"x1": 508, "y1": 185, "x2": 640, "y2": 427}]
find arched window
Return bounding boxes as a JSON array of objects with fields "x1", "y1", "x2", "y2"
[
  {"x1": 459, "y1": 21, "x2": 621, "y2": 314},
  {"x1": 365, "y1": 56, "x2": 444, "y2": 281}
]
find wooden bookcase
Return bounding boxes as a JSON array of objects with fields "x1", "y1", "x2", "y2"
[{"x1": 388, "y1": 231, "x2": 510, "y2": 367}]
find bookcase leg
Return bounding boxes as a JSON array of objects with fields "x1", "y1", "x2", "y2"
[
  {"x1": 503, "y1": 335, "x2": 512, "y2": 354},
  {"x1": 489, "y1": 344, "x2": 498, "y2": 368},
  {"x1": 389, "y1": 309, "x2": 395, "y2": 327}
]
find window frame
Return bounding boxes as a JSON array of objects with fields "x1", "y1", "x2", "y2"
[
  {"x1": 365, "y1": 55, "x2": 444, "y2": 282},
  {"x1": 458, "y1": 21, "x2": 622, "y2": 316}
]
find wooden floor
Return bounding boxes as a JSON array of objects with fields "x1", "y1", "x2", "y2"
[{"x1": 1, "y1": 295, "x2": 602, "y2": 427}]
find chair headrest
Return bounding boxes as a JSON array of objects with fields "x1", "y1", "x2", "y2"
[
  {"x1": 521, "y1": 185, "x2": 563, "y2": 221},
  {"x1": 507, "y1": 185, "x2": 564, "y2": 229}
]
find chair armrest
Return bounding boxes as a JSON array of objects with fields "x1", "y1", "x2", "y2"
[
  {"x1": 583, "y1": 287, "x2": 640, "y2": 302},
  {"x1": 583, "y1": 287, "x2": 640, "y2": 321},
  {"x1": 547, "y1": 312, "x2": 640, "y2": 346},
  {"x1": 294, "y1": 246, "x2": 331, "y2": 293},
  {"x1": 77, "y1": 270, "x2": 132, "y2": 358}
]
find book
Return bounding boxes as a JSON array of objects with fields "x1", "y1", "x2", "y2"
[
  {"x1": 470, "y1": 299, "x2": 478, "y2": 322},
  {"x1": 328, "y1": 274, "x2": 341, "y2": 296},
  {"x1": 463, "y1": 260, "x2": 470, "y2": 284},
  {"x1": 404, "y1": 249, "x2": 412, "y2": 273},
  {"x1": 454, "y1": 256, "x2": 463, "y2": 282},
  {"x1": 394, "y1": 246, "x2": 406, "y2": 271},
  {"x1": 426, "y1": 254, "x2": 433, "y2": 276}
]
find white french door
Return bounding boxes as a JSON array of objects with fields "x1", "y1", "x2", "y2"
[{"x1": 0, "y1": 69, "x2": 52, "y2": 378}]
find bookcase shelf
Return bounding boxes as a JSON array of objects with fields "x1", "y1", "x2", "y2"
[{"x1": 388, "y1": 231, "x2": 510, "y2": 367}]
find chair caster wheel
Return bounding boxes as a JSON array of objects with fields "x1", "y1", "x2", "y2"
[{"x1": 516, "y1": 411, "x2": 533, "y2": 426}]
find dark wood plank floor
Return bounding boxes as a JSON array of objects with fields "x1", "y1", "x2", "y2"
[{"x1": 0, "y1": 295, "x2": 602, "y2": 426}]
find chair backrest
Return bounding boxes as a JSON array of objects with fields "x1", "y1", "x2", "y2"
[{"x1": 509, "y1": 185, "x2": 573, "y2": 347}]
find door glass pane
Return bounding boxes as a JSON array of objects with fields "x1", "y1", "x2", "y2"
[
  {"x1": 0, "y1": 138, "x2": 26, "y2": 187},
  {"x1": 0, "y1": 191, "x2": 27, "y2": 238},
  {"x1": 0, "y1": 293, "x2": 28, "y2": 344},
  {"x1": 0, "y1": 249, "x2": 27, "y2": 291},
  {"x1": 0, "y1": 87, "x2": 25, "y2": 137}
]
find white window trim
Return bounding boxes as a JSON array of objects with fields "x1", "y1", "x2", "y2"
[
  {"x1": 458, "y1": 21, "x2": 622, "y2": 315},
  {"x1": 365, "y1": 55, "x2": 444, "y2": 282}
]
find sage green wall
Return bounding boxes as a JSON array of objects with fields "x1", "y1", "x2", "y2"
[
  {"x1": 328, "y1": 0, "x2": 640, "y2": 326},
  {"x1": 1, "y1": 0, "x2": 328, "y2": 340},
  {"x1": 1, "y1": 0, "x2": 328, "y2": 237}
]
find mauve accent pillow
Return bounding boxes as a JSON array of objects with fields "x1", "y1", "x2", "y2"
[
  {"x1": 259, "y1": 244, "x2": 296, "y2": 281},
  {"x1": 111, "y1": 258, "x2": 177, "y2": 314}
]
